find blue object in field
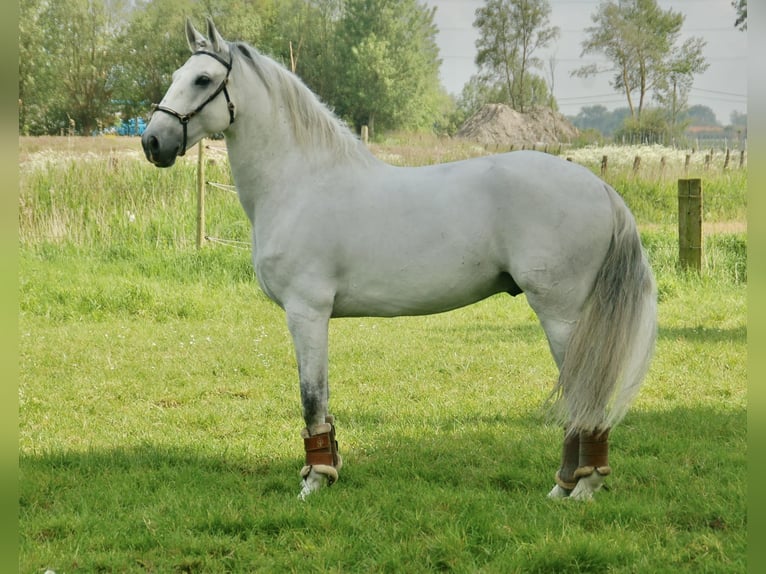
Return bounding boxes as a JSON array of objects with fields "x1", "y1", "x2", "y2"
[{"x1": 117, "y1": 117, "x2": 147, "y2": 136}]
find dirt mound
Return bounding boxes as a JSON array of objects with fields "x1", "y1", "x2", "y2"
[{"x1": 457, "y1": 104, "x2": 579, "y2": 147}]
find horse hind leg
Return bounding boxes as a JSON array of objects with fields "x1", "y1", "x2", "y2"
[
  {"x1": 549, "y1": 426, "x2": 611, "y2": 500},
  {"x1": 532, "y1": 313, "x2": 613, "y2": 501},
  {"x1": 533, "y1": 315, "x2": 588, "y2": 499},
  {"x1": 548, "y1": 427, "x2": 579, "y2": 499},
  {"x1": 569, "y1": 428, "x2": 611, "y2": 501}
]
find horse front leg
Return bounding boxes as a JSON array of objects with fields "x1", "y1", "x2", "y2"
[{"x1": 286, "y1": 306, "x2": 342, "y2": 499}]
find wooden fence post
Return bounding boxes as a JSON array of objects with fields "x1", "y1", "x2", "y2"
[
  {"x1": 196, "y1": 139, "x2": 206, "y2": 249},
  {"x1": 361, "y1": 125, "x2": 368, "y2": 145},
  {"x1": 678, "y1": 178, "x2": 703, "y2": 273},
  {"x1": 600, "y1": 155, "x2": 608, "y2": 177}
]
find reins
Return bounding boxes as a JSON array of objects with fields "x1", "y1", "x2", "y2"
[{"x1": 152, "y1": 50, "x2": 236, "y2": 156}]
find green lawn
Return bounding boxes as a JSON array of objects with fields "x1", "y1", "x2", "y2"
[{"x1": 19, "y1": 138, "x2": 746, "y2": 572}]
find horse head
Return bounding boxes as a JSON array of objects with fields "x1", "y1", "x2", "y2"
[{"x1": 142, "y1": 18, "x2": 236, "y2": 167}]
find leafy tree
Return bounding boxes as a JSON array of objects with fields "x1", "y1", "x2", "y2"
[
  {"x1": 19, "y1": 0, "x2": 52, "y2": 134},
  {"x1": 19, "y1": 0, "x2": 446, "y2": 137},
  {"x1": 260, "y1": 0, "x2": 345, "y2": 106},
  {"x1": 20, "y1": 0, "x2": 129, "y2": 135},
  {"x1": 613, "y1": 107, "x2": 670, "y2": 145},
  {"x1": 653, "y1": 36, "x2": 708, "y2": 134},
  {"x1": 113, "y1": 0, "x2": 265, "y2": 122},
  {"x1": 456, "y1": 74, "x2": 507, "y2": 121},
  {"x1": 335, "y1": 0, "x2": 443, "y2": 137},
  {"x1": 729, "y1": 110, "x2": 747, "y2": 127},
  {"x1": 473, "y1": 0, "x2": 559, "y2": 112},
  {"x1": 574, "y1": 0, "x2": 707, "y2": 123},
  {"x1": 200, "y1": 0, "x2": 266, "y2": 44},
  {"x1": 111, "y1": 0, "x2": 200, "y2": 123},
  {"x1": 569, "y1": 105, "x2": 630, "y2": 138},
  {"x1": 683, "y1": 104, "x2": 719, "y2": 127},
  {"x1": 732, "y1": 0, "x2": 746, "y2": 31}
]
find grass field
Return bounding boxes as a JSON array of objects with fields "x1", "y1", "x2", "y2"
[{"x1": 19, "y1": 136, "x2": 746, "y2": 572}]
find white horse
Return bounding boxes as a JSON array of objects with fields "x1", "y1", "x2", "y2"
[{"x1": 142, "y1": 19, "x2": 657, "y2": 501}]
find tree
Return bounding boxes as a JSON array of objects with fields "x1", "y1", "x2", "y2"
[
  {"x1": 682, "y1": 105, "x2": 718, "y2": 127},
  {"x1": 473, "y1": 0, "x2": 559, "y2": 112},
  {"x1": 732, "y1": 0, "x2": 747, "y2": 31},
  {"x1": 112, "y1": 0, "x2": 200, "y2": 124},
  {"x1": 113, "y1": 0, "x2": 265, "y2": 122},
  {"x1": 574, "y1": 0, "x2": 707, "y2": 122},
  {"x1": 18, "y1": 0, "x2": 445, "y2": 137},
  {"x1": 335, "y1": 0, "x2": 442, "y2": 136},
  {"x1": 53, "y1": 0, "x2": 129, "y2": 134},
  {"x1": 613, "y1": 107, "x2": 669, "y2": 145},
  {"x1": 569, "y1": 105, "x2": 630, "y2": 137},
  {"x1": 260, "y1": 0, "x2": 345, "y2": 106},
  {"x1": 20, "y1": 0, "x2": 129, "y2": 135},
  {"x1": 653, "y1": 36, "x2": 708, "y2": 135},
  {"x1": 19, "y1": 0, "x2": 52, "y2": 134},
  {"x1": 730, "y1": 110, "x2": 747, "y2": 127}
]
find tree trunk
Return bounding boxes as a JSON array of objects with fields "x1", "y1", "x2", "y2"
[
  {"x1": 367, "y1": 112, "x2": 375, "y2": 141},
  {"x1": 622, "y1": 65, "x2": 635, "y2": 118}
]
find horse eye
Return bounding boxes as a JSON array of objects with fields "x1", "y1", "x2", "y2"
[{"x1": 195, "y1": 75, "x2": 211, "y2": 87}]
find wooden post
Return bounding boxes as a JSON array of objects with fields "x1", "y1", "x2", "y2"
[
  {"x1": 361, "y1": 125, "x2": 368, "y2": 145},
  {"x1": 632, "y1": 155, "x2": 641, "y2": 174},
  {"x1": 196, "y1": 140, "x2": 205, "y2": 249},
  {"x1": 678, "y1": 178, "x2": 703, "y2": 273},
  {"x1": 600, "y1": 155, "x2": 608, "y2": 177}
]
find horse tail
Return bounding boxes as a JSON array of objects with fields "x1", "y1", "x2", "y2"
[{"x1": 552, "y1": 184, "x2": 657, "y2": 433}]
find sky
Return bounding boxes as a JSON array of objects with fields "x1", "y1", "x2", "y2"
[{"x1": 424, "y1": 0, "x2": 747, "y2": 125}]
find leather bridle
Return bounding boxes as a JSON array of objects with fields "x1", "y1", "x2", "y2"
[{"x1": 151, "y1": 50, "x2": 236, "y2": 156}]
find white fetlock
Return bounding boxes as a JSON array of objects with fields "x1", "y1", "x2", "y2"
[
  {"x1": 298, "y1": 462, "x2": 340, "y2": 500},
  {"x1": 569, "y1": 467, "x2": 609, "y2": 501},
  {"x1": 299, "y1": 466, "x2": 325, "y2": 500},
  {"x1": 547, "y1": 484, "x2": 571, "y2": 499},
  {"x1": 298, "y1": 417, "x2": 342, "y2": 500}
]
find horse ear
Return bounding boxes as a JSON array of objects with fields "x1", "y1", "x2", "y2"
[
  {"x1": 186, "y1": 18, "x2": 208, "y2": 52},
  {"x1": 206, "y1": 17, "x2": 227, "y2": 54}
]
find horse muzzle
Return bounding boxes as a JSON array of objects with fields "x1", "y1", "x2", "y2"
[{"x1": 141, "y1": 123, "x2": 183, "y2": 168}]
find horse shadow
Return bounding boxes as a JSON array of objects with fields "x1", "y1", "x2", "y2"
[{"x1": 20, "y1": 405, "x2": 745, "y2": 511}]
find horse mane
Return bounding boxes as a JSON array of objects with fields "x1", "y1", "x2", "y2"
[{"x1": 232, "y1": 42, "x2": 374, "y2": 165}]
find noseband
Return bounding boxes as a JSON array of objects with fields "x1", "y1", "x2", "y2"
[{"x1": 152, "y1": 51, "x2": 236, "y2": 156}]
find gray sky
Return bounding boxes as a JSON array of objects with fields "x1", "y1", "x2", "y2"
[{"x1": 425, "y1": 0, "x2": 747, "y2": 124}]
